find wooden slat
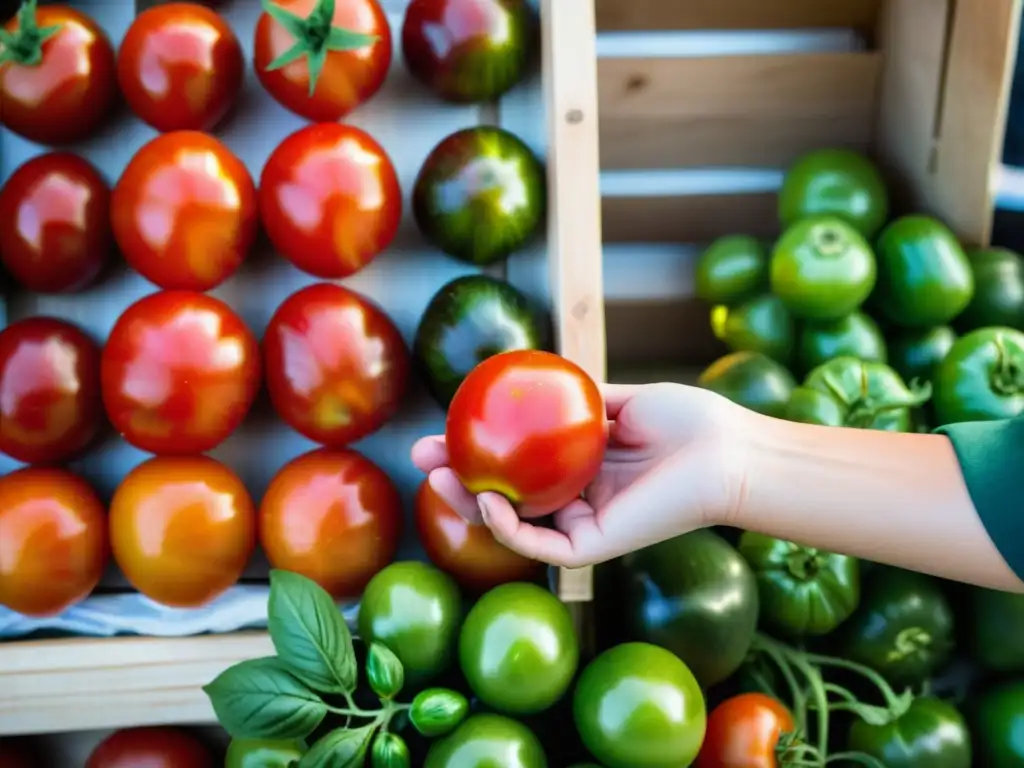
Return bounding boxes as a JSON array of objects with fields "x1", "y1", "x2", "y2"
[
  {"x1": 605, "y1": 299, "x2": 724, "y2": 368},
  {"x1": 602, "y1": 192, "x2": 778, "y2": 242},
  {"x1": 594, "y1": 0, "x2": 884, "y2": 32},
  {"x1": 599, "y1": 53, "x2": 882, "y2": 169},
  {"x1": 541, "y1": 0, "x2": 605, "y2": 604}
]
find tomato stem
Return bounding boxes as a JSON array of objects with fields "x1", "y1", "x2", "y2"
[
  {"x1": 785, "y1": 548, "x2": 824, "y2": 580},
  {"x1": 0, "y1": 0, "x2": 62, "y2": 67},
  {"x1": 991, "y1": 332, "x2": 1024, "y2": 395},
  {"x1": 809, "y1": 222, "x2": 849, "y2": 257}
]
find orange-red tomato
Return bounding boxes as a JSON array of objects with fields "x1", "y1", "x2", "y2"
[
  {"x1": 260, "y1": 449, "x2": 403, "y2": 599},
  {"x1": 109, "y1": 456, "x2": 256, "y2": 608},
  {"x1": 263, "y1": 283, "x2": 410, "y2": 447},
  {"x1": 0, "y1": 468, "x2": 108, "y2": 617},
  {"x1": 696, "y1": 693, "x2": 796, "y2": 768},
  {"x1": 0, "y1": 153, "x2": 111, "y2": 294},
  {"x1": 253, "y1": 0, "x2": 392, "y2": 123},
  {"x1": 117, "y1": 2, "x2": 244, "y2": 132},
  {"x1": 111, "y1": 131, "x2": 257, "y2": 291},
  {"x1": 258, "y1": 123, "x2": 402, "y2": 279},
  {"x1": 415, "y1": 478, "x2": 543, "y2": 592},
  {"x1": 0, "y1": 4, "x2": 116, "y2": 145},
  {"x1": 86, "y1": 727, "x2": 215, "y2": 768},
  {"x1": 100, "y1": 291, "x2": 261, "y2": 456},
  {"x1": 446, "y1": 350, "x2": 607, "y2": 518},
  {"x1": 0, "y1": 317, "x2": 102, "y2": 465}
]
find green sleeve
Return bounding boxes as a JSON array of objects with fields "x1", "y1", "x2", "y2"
[{"x1": 934, "y1": 416, "x2": 1024, "y2": 581}]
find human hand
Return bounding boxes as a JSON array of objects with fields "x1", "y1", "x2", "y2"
[{"x1": 411, "y1": 382, "x2": 750, "y2": 568}]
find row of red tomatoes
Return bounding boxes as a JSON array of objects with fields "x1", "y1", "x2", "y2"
[
  {"x1": 0, "y1": 447, "x2": 541, "y2": 618},
  {"x1": 0, "y1": 283, "x2": 409, "y2": 463},
  {"x1": 1, "y1": 725, "x2": 220, "y2": 768},
  {"x1": 0, "y1": 0, "x2": 533, "y2": 145}
]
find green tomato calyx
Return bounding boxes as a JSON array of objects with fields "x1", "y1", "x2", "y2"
[
  {"x1": 887, "y1": 627, "x2": 933, "y2": 663},
  {"x1": 991, "y1": 333, "x2": 1024, "y2": 396},
  {"x1": 0, "y1": 0, "x2": 62, "y2": 67},
  {"x1": 809, "y1": 221, "x2": 850, "y2": 258},
  {"x1": 785, "y1": 548, "x2": 824, "y2": 580}
]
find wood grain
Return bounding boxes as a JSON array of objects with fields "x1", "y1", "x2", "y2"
[
  {"x1": 594, "y1": 0, "x2": 884, "y2": 32},
  {"x1": 602, "y1": 192, "x2": 779, "y2": 242}
]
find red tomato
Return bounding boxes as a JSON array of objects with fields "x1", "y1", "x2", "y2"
[
  {"x1": 109, "y1": 456, "x2": 256, "y2": 608},
  {"x1": 260, "y1": 448, "x2": 402, "y2": 599},
  {"x1": 696, "y1": 693, "x2": 796, "y2": 768},
  {"x1": 86, "y1": 727, "x2": 215, "y2": 768},
  {"x1": 253, "y1": 0, "x2": 391, "y2": 122},
  {"x1": 445, "y1": 350, "x2": 607, "y2": 518},
  {"x1": 263, "y1": 283, "x2": 409, "y2": 446},
  {"x1": 258, "y1": 123, "x2": 401, "y2": 279},
  {"x1": 111, "y1": 131, "x2": 257, "y2": 291},
  {"x1": 116, "y1": 3, "x2": 244, "y2": 132},
  {"x1": 0, "y1": 317, "x2": 102, "y2": 465},
  {"x1": 415, "y1": 478, "x2": 542, "y2": 592},
  {"x1": 0, "y1": 467, "x2": 108, "y2": 617},
  {"x1": 0, "y1": 4, "x2": 116, "y2": 145},
  {"x1": 0, "y1": 153, "x2": 111, "y2": 294},
  {"x1": 100, "y1": 291, "x2": 261, "y2": 456}
]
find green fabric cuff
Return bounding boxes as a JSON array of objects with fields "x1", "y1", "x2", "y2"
[{"x1": 934, "y1": 417, "x2": 1024, "y2": 582}]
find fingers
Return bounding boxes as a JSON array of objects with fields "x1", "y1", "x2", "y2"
[
  {"x1": 600, "y1": 383, "x2": 638, "y2": 420},
  {"x1": 411, "y1": 435, "x2": 448, "y2": 473},
  {"x1": 427, "y1": 468, "x2": 483, "y2": 524},
  {"x1": 480, "y1": 493, "x2": 596, "y2": 569}
]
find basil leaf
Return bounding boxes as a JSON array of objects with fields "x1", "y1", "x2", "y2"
[
  {"x1": 203, "y1": 657, "x2": 326, "y2": 740},
  {"x1": 299, "y1": 725, "x2": 375, "y2": 768},
  {"x1": 268, "y1": 570, "x2": 357, "y2": 694}
]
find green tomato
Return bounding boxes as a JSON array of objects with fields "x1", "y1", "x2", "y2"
[
  {"x1": 933, "y1": 326, "x2": 1024, "y2": 425},
  {"x1": 225, "y1": 738, "x2": 306, "y2": 768},
  {"x1": 770, "y1": 216, "x2": 877, "y2": 321},
  {"x1": 973, "y1": 681, "x2": 1024, "y2": 766},
  {"x1": 847, "y1": 697, "x2": 971, "y2": 768},
  {"x1": 371, "y1": 733, "x2": 411, "y2": 768},
  {"x1": 697, "y1": 351, "x2": 796, "y2": 418},
  {"x1": 797, "y1": 311, "x2": 887, "y2": 375},
  {"x1": 778, "y1": 148, "x2": 889, "y2": 238},
  {"x1": 425, "y1": 714, "x2": 547, "y2": 768},
  {"x1": 358, "y1": 562, "x2": 463, "y2": 687},
  {"x1": 874, "y1": 215, "x2": 974, "y2": 328},
  {"x1": 573, "y1": 643, "x2": 705, "y2": 768},
  {"x1": 617, "y1": 529, "x2": 759, "y2": 689},
  {"x1": 738, "y1": 532, "x2": 860, "y2": 637},
  {"x1": 410, "y1": 688, "x2": 470, "y2": 738},
  {"x1": 459, "y1": 582, "x2": 578, "y2": 715},
  {"x1": 968, "y1": 587, "x2": 1024, "y2": 672},
  {"x1": 889, "y1": 326, "x2": 958, "y2": 386},
  {"x1": 956, "y1": 247, "x2": 1024, "y2": 332},
  {"x1": 784, "y1": 385, "x2": 846, "y2": 426},
  {"x1": 838, "y1": 568, "x2": 955, "y2": 689},
  {"x1": 695, "y1": 235, "x2": 768, "y2": 306},
  {"x1": 714, "y1": 294, "x2": 795, "y2": 364}
]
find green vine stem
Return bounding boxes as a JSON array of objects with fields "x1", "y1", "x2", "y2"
[{"x1": 328, "y1": 694, "x2": 410, "y2": 733}]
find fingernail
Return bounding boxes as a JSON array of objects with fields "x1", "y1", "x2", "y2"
[{"x1": 477, "y1": 496, "x2": 491, "y2": 522}]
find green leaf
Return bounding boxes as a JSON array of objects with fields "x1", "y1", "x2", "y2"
[
  {"x1": 268, "y1": 570, "x2": 357, "y2": 694},
  {"x1": 203, "y1": 657, "x2": 327, "y2": 740},
  {"x1": 370, "y1": 732, "x2": 411, "y2": 768},
  {"x1": 305, "y1": 46, "x2": 328, "y2": 97},
  {"x1": 299, "y1": 725, "x2": 375, "y2": 768},
  {"x1": 261, "y1": 0, "x2": 310, "y2": 40},
  {"x1": 325, "y1": 28, "x2": 379, "y2": 51},
  {"x1": 308, "y1": 0, "x2": 338, "y2": 32},
  {"x1": 365, "y1": 642, "x2": 404, "y2": 700},
  {"x1": 265, "y1": 39, "x2": 310, "y2": 72}
]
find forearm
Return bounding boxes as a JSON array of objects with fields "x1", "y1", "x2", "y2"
[{"x1": 732, "y1": 412, "x2": 1023, "y2": 592}]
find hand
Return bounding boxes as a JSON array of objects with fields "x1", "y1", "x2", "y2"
[{"x1": 411, "y1": 382, "x2": 750, "y2": 568}]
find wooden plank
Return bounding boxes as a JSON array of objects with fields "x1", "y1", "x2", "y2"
[
  {"x1": 602, "y1": 192, "x2": 779, "y2": 242},
  {"x1": 594, "y1": 0, "x2": 884, "y2": 32},
  {"x1": 605, "y1": 299, "x2": 725, "y2": 368},
  {"x1": 599, "y1": 53, "x2": 881, "y2": 169},
  {"x1": 541, "y1": 0, "x2": 605, "y2": 604}
]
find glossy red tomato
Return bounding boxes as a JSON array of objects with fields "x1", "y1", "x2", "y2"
[
  {"x1": 111, "y1": 131, "x2": 257, "y2": 291},
  {"x1": 117, "y1": 3, "x2": 244, "y2": 132},
  {"x1": 263, "y1": 283, "x2": 409, "y2": 446},
  {"x1": 258, "y1": 123, "x2": 402, "y2": 279},
  {"x1": 0, "y1": 467, "x2": 108, "y2": 617},
  {"x1": 109, "y1": 456, "x2": 256, "y2": 608},
  {"x1": 0, "y1": 4, "x2": 116, "y2": 145},
  {"x1": 260, "y1": 449, "x2": 403, "y2": 599},
  {"x1": 0, "y1": 317, "x2": 102, "y2": 465},
  {"x1": 100, "y1": 291, "x2": 261, "y2": 456},
  {"x1": 0, "y1": 153, "x2": 111, "y2": 293},
  {"x1": 446, "y1": 350, "x2": 606, "y2": 518},
  {"x1": 253, "y1": 0, "x2": 391, "y2": 122},
  {"x1": 86, "y1": 727, "x2": 215, "y2": 768},
  {"x1": 696, "y1": 693, "x2": 796, "y2": 768},
  {"x1": 415, "y1": 478, "x2": 543, "y2": 592}
]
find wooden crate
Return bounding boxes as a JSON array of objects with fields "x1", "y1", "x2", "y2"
[{"x1": 0, "y1": 0, "x2": 603, "y2": 737}]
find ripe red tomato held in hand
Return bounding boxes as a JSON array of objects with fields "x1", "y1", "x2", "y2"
[
  {"x1": 254, "y1": 0, "x2": 391, "y2": 122},
  {"x1": 696, "y1": 693, "x2": 796, "y2": 768},
  {"x1": 0, "y1": 153, "x2": 111, "y2": 294},
  {"x1": 111, "y1": 131, "x2": 257, "y2": 291},
  {"x1": 263, "y1": 283, "x2": 409, "y2": 446},
  {"x1": 86, "y1": 727, "x2": 215, "y2": 768},
  {"x1": 117, "y1": 2, "x2": 244, "y2": 132},
  {"x1": 0, "y1": 317, "x2": 102, "y2": 465},
  {"x1": 110, "y1": 456, "x2": 256, "y2": 608},
  {"x1": 446, "y1": 350, "x2": 607, "y2": 518},
  {"x1": 259, "y1": 123, "x2": 402, "y2": 279},
  {"x1": 0, "y1": 3, "x2": 116, "y2": 145},
  {"x1": 259, "y1": 449, "x2": 403, "y2": 599},
  {"x1": 416, "y1": 478, "x2": 543, "y2": 592},
  {"x1": 0, "y1": 468, "x2": 108, "y2": 617},
  {"x1": 101, "y1": 291, "x2": 261, "y2": 456}
]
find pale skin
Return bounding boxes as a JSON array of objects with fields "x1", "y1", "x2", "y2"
[{"x1": 411, "y1": 382, "x2": 1024, "y2": 594}]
